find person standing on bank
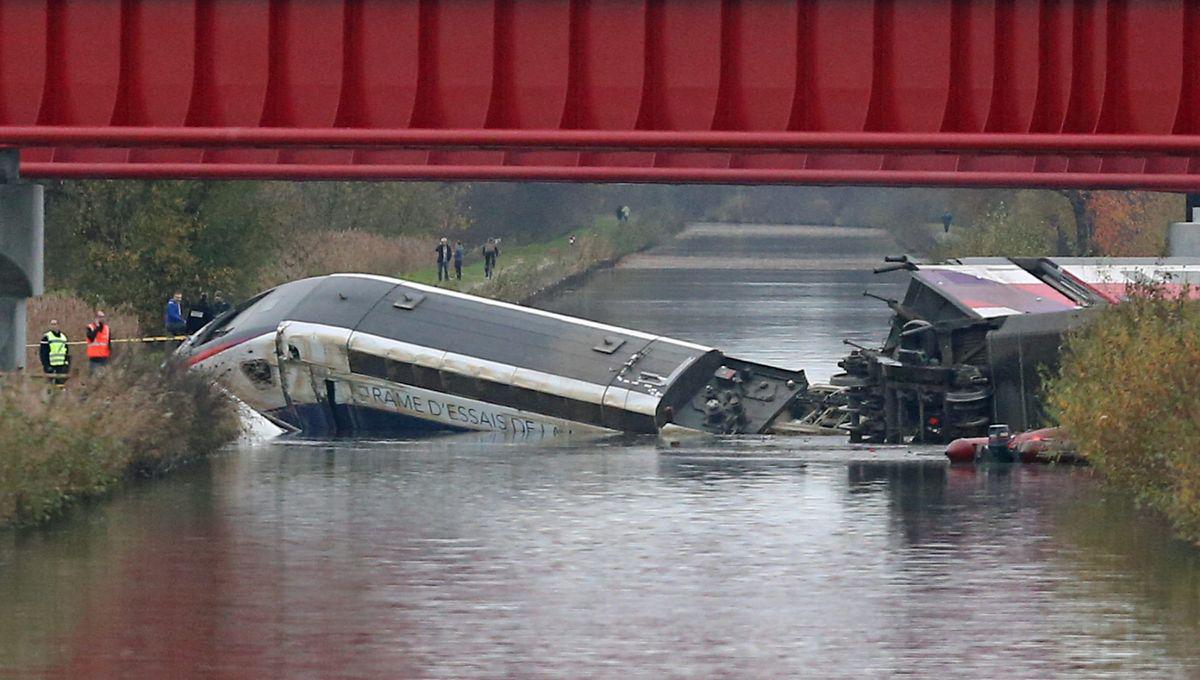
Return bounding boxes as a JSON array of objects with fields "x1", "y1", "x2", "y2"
[
  {"x1": 435, "y1": 237, "x2": 452, "y2": 282},
  {"x1": 85, "y1": 310, "x2": 112, "y2": 374},
  {"x1": 482, "y1": 238, "x2": 499, "y2": 279},
  {"x1": 165, "y1": 291, "x2": 186, "y2": 336},
  {"x1": 454, "y1": 240, "x2": 464, "y2": 280},
  {"x1": 39, "y1": 318, "x2": 70, "y2": 385},
  {"x1": 187, "y1": 292, "x2": 212, "y2": 334},
  {"x1": 212, "y1": 291, "x2": 231, "y2": 316}
]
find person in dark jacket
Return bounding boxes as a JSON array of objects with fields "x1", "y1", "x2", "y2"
[
  {"x1": 435, "y1": 237, "x2": 452, "y2": 281},
  {"x1": 165, "y1": 292, "x2": 186, "y2": 336},
  {"x1": 211, "y1": 291, "x2": 231, "y2": 316},
  {"x1": 453, "y1": 240, "x2": 464, "y2": 280},
  {"x1": 39, "y1": 318, "x2": 70, "y2": 385},
  {"x1": 186, "y1": 292, "x2": 212, "y2": 333},
  {"x1": 482, "y1": 238, "x2": 500, "y2": 279}
]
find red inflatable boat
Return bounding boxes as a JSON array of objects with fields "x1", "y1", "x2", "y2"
[{"x1": 945, "y1": 427, "x2": 1081, "y2": 464}]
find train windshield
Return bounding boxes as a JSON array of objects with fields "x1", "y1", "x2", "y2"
[{"x1": 191, "y1": 277, "x2": 324, "y2": 347}]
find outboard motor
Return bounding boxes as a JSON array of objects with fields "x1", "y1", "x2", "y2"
[{"x1": 986, "y1": 424, "x2": 1014, "y2": 463}]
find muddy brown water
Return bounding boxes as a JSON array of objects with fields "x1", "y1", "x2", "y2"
[{"x1": 2, "y1": 225, "x2": 1199, "y2": 679}]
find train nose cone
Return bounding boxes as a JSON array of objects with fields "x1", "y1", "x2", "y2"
[{"x1": 166, "y1": 337, "x2": 195, "y2": 366}]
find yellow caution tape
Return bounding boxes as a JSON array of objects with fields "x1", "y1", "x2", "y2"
[{"x1": 25, "y1": 335, "x2": 189, "y2": 349}]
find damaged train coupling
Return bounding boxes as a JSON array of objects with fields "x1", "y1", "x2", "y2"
[
  {"x1": 836, "y1": 288, "x2": 996, "y2": 444},
  {"x1": 828, "y1": 255, "x2": 1200, "y2": 445},
  {"x1": 835, "y1": 334, "x2": 993, "y2": 444}
]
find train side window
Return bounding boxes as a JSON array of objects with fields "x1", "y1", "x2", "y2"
[
  {"x1": 386, "y1": 360, "x2": 415, "y2": 385},
  {"x1": 410, "y1": 365, "x2": 442, "y2": 391},
  {"x1": 565, "y1": 398, "x2": 603, "y2": 424}
]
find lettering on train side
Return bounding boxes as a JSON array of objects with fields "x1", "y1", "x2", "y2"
[{"x1": 350, "y1": 381, "x2": 559, "y2": 435}]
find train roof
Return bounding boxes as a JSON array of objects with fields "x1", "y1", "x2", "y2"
[
  {"x1": 1042, "y1": 257, "x2": 1200, "y2": 303},
  {"x1": 238, "y1": 273, "x2": 717, "y2": 392},
  {"x1": 910, "y1": 263, "x2": 1079, "y2": 319},
  {"x1": 907, "y1": 257, "x2": 1200, "y2": 320}
]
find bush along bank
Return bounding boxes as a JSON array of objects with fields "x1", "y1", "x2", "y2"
[
  {"x1": 406, "y1": 214, "x2": 683, "y2": 303},
  {"x1": 0, "y1": 357, "x2": 241, "y2": 528},
  {"x1": 1044, "y1": 286, "x2": 1200, "y2": 545}
]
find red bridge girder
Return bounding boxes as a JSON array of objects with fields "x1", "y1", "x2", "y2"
[{"x1": 2, "y1": 0, "x2": 1199, "y2": 189}]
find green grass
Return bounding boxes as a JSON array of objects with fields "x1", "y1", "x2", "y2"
[{"x1": 404, "y1": 218, "x2": 614, "y2": 283}]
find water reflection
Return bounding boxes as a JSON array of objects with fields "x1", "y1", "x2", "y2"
[
  {"x1": 657, "y1": 451, "x2": 809, "y2": 484},
  {"x1": 2, "y1": 434, "x2": 1199, "y2": 678},
  {"x1": 1052, "y1": 484, "x2": 1200, "y2": 667}
]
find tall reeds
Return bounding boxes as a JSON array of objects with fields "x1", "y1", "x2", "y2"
[
  {"x1": 0, "y1": 357, "x2": 240, "y2": 527},
  {"x1": 25, "y1": 292, "x2": 141, "y2": 346},
  {"x1": 256, "y1": 229, "x2": 433, "y2": 289},
  {"x1": 1045, "y1": 285, "x2": 1200, "y2": 544}
]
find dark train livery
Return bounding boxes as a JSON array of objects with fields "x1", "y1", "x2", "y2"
[
  {"x1": 175, "y1": 274, "x2": 807, "y2": 438},
  {"x1": 834, "y1": 257, "x2": 1200, "y2": 444}
]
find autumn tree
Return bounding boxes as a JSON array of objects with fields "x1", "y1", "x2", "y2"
[
  {"x1": 43, "y1": 180, "x2": 274, "y2": 324},
  {"x1": 257, "y1": 181, "x2": 470, "y2": 238},
  {"x1": 932, "y1": 190, "x2": 1075, "y2": 258},
  {"x1": 1088, "y1": 191, "x2": 1179, "y2": 256},
  {"x1": 1057, "y1": 190, "x2": 1095, "y2": 255}
]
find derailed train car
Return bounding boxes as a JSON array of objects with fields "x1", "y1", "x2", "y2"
[
  {"x1": 174, "y1": 274, "x2": 807, "y2": 438},
  {"x1": 833, "y1": 257, "x2": 1200, "y2": 444}
]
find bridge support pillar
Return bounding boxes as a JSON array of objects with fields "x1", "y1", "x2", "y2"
[
  {"x1": 1187, "y1": 194, "x2": 1200, "y2": 223},
  {"x1": 1169, "y1": 220, "x2": 1200, "y2": 257},
  {"x1": 1170, "y1": 193, "x2": 1200, "y2": 257},
  {"x1": 0, "y1": 150, "x2": 44, "y2": 371}
]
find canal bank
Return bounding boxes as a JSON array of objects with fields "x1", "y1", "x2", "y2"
[
  {"x1": 0, "y1": 359, "x2": 240, "y2": 528},
  {"x1": 405, "y1": 214, "x2": 683, "y2": 304}
]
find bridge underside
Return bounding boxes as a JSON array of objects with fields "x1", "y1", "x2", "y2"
[{"x1": 3, "y1": 0, "x2": 1200, "y2": 189}]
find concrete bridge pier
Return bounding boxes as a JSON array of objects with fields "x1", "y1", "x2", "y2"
[{"x1": 0, "y1": 150, "x2": 44, "y2": 371}]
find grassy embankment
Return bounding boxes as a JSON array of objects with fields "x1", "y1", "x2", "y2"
[
  {"x1": 1045, "y1": 288, "x2": 1200, "y2": 545},
  {"x1": 4, "y1": 295, "x2": 239, "y2": 529},
  {"x1": 0, "y1": 358, "x2": 241, "y2": 528},
  {"x1": 252, "y1": 214, "x2": 678, "y2": 304},
  {"x1": 403, "y1": 215, "x2": 677, "y2": 302}
]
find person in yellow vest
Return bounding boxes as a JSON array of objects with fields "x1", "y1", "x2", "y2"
[
  {"x1": 85, "y1": 310, "x2": 112, "y2": 373},
  {"x1": 38, "y1": 318, "x2": 70, "y2": 385}
]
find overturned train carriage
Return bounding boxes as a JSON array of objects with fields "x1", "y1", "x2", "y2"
[
  {"x1": 175, "y1": 274, "x2": 807, "y2": 437},
  {"x1": 835, "y1": 257, "x2": 1200, "y2": 444}
]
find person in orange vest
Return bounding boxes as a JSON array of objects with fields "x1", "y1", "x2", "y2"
[{"x1": 85, "y1": 310, "x2": 112, "y2": 373}]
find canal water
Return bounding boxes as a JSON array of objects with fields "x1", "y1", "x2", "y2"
[{"x1": 3, "y1": 225, "x2": 1200, "y2": 678}]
